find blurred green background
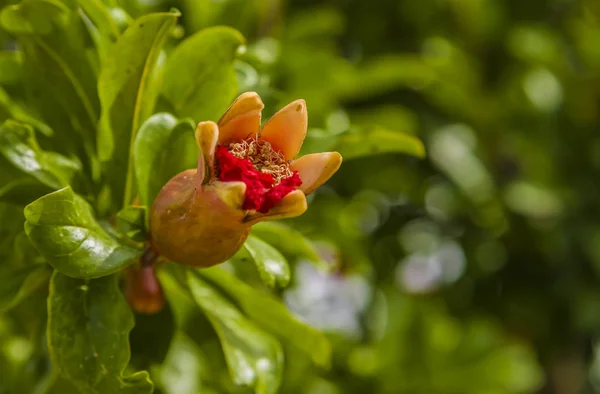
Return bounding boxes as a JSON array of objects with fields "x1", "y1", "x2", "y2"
[{"x1": 5, "y1": 0, "x2": 600, "y2": 393}]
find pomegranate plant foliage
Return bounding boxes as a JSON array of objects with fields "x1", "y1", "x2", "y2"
[{"x1": 0, "y1": 1, "x2": 424, "y2": 393}]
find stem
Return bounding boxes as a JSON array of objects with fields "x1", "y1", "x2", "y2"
[
  {"x1": 140, "y1": 246, "x2": 159, "y2": 267},
  {"x1": 123, "y1": 168, "x2": 135, "y2": 208}
]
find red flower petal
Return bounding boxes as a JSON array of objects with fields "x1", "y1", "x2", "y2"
[{"x1": 216, "y1": 146, "x2": 302, "y2": 212}]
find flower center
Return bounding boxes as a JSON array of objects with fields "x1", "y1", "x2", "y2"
[
  {"x1": 228, "y1": 139, "x2": 293, "y2": 184},
  {"x1": 215, "y1": 138, "x2": 302, "y2": 213}
]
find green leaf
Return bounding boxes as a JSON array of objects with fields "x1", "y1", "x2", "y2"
[
  {"x1": 0, "y1": 51, "x2": 22, "y2": 86},
  {"x1": 47, "y1": 271, "x2": 153, "y2": 394},
  {"x1": 187, "y1": 271, "x2": 283, "y2": 394},
  {"x1": 116, "y1": 205, "x2": 148, "y2": 243},
  {"x1": 75, "y1": 0, "x2": 122, "y2": 41},
  {"x1": 133, "y1": 113, "x2": 196, "y2": 207},
  {"x1": 0, "y1": 120, "x2": 80, "y2": 189},
  {"x1": 0, "y1": 120, "x2": 80, "y2": 205},
  {"x1": 199, "y1": 267, "x2": 331, "y2": 368},
  {"x1": 0, "y1": 87, "x2": 54, "y2": 137},
  {"x1": 336, "y1": 55, "x2": 436, "y2": 100},
  {"x1": 0, "y1": 168, "x2": 54, "y2": 206},
  {"x1": 129, "y1": 303, "x2": 175, "y2": 368},
  {"x1": 161, "y1": 26, "x2": 245, "y2": 122},
  {"x1": 155, "y1": 333, "x2": 206, "y2": 394},
  {"x1": 0, "y1": 265, "x2": 50, "y2": 311},
  {"x1": 335, "y1": 127, "x2": 426, "y2": 160},
  {"x1": 0, "y1": 0, "x2": 69, "y2": 35},
  {"x1": 250, "y1": 222, "x2": 329, "y2": 270},
  {"x1": 24, "y1": 187, "x2": 141, "y2": 278},
  {"x1": 0, "y1": 0, "x2": 100, "y2": 164},
  {"x1": 97, "y1": 10, "x2": 180, "y2": 207},
  {"x1": 0, "y1": 203, "x2": 26, "y2": 254},
  {"x1": 241, "y1": 235, "x2": 290, "y2": 289}
]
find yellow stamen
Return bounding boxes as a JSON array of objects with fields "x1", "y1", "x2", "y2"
[{"x1": 228, "y1": 138, "x2": 293, "y2": 184}]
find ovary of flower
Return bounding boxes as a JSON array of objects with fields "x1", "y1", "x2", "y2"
[{"x1": 149, "y1": 92, "x2": 342, "y2": 267}]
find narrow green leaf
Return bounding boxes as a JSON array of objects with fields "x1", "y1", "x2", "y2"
[
  {"x1": 97, "y1": 10, "x2": 180, "y2": 207},
  {"x1": 198, "y1": 267, "x2": 331, "y2": 368},
  {"x1": 161, "y1": 26, "x2": 245, "y2": 122},
  {"x1": 0, "y1": 120, "x2": 80, "y2": 189},
  {"x1": 24, "y1": 187, "x2": 140, "y2": 278},
  {"x1": 187, "y1": 271, "x2": 283, "y2": 394},
  {"x1": 133, "y1": 113, "x2": 196, "y2": 207},
  {"x1": 0, "y1": 265, "x2": 50, "y2": 311},
  {"x1": 116, "y1": 205, "x2": 148, "y2": 243},
  {"x1": 48, "y1": 271, "x2": 153, "y2": 394},
  {"x1": 250, "y1": 222, "x2": 329, "y2": 270},
  {"x1": 242, "y1": 235, "x2": 290, "y2": 289},
  {"x1": 335, "y1": 127, "x2": 426, "y2": 159}
]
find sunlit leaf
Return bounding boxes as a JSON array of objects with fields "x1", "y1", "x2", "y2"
[
  {"x1": 240, "y1": 235, "x2": 290, "y2": 289},
  {"x1": 24, "y1": 187, "x2": 140, "y2": 278},
  {"x1": 97, "y1": 10, "x2": 180, "y2": 207},
  {"x1": 154, "y1": 333, "x2": 206, "y2": 394},
  {"x1": 133, "y1": 113, "x2": 196, "y2": 207},
  {"x1": 187, "y1": 270, "x2": 283, "y2": 394},
  {"x1": 199, "y1": 267, "x2": 331, "y2": 368}
]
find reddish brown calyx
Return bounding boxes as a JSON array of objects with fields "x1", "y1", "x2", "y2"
[{"x1": 216, "y1": 139, "x2": 302, "y2": 213}]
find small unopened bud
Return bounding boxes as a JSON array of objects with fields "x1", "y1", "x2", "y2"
[{"x1": 124, "y1": 262, "x2": 165, "y2": 315}]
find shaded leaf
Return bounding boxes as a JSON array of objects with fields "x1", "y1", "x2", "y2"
[
  {"x1": 116, "y1": 205, "x2": 147, "y2": 243},
  {"x1": 129, "y1": 303, "x2": 175, "y2": 368},
  {"x1": 0, "y1": 120, "x2": 80, "y2": 189},
  {"x1": 336, "y1": 55, "x2": 436, "y2": 100},
  {"x1": 24, "y1": 187, "x2": 140, "y2": 278},
  {"x1": 187, "y1": 271, "x2": 283, "y2": 394},
  {"x1": 0, "y1": 168, "x2": 54, "y2": 206},
  {"x1": 335, "y1": 127, "x2": 426, "y2": 160},
  {"x1": 161, "y1": 26, "x2": 244, "y2": 122},
  {"x1": 0, "y1": 51, "x2": 22, "y2": 86},
  {"x1": 242, "y1": 235, "x2": 290, "y2": 289},
  {"x1": 133, "y1": 113, "x2": 196, "y2": 207},
  {"x1": 0, "y1": 264, "x2": 50, "y2": 311},
  {"x1": 0, "y1": 0, "x2": 100, "y2": 165},
  {"x1": 48, "y1": 271, "x2": 153, "y2": 393},
  {"x1": 199, "y1": 267, "x2": 331, "y2": 368},
  {"x1": 97, "y1": 10, "x2": 180, "y2": 207},
  {"x1": 0, "y1": 87, "x2": 54, "y2": 137}
]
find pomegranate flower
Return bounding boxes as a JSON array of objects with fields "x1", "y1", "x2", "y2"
[{"x1": 150, "y1": 92, "x2": 342, "y2": 267}]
